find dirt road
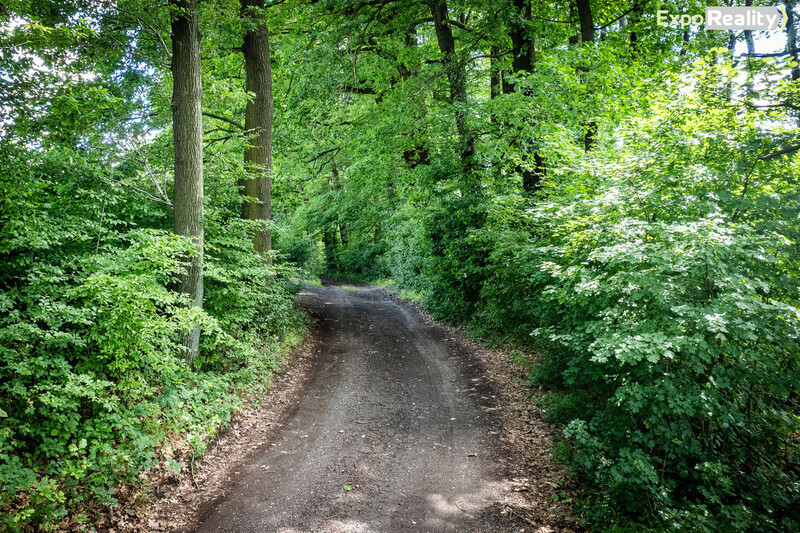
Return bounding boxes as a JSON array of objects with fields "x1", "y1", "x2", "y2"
[{"x1": 194, "y1": 283, "x2": 562, "y2": 532}]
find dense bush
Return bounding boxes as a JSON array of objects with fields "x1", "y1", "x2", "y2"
[
  {"x1": 486, "y1": 72, "x2": 799, "y2": 529},
  {"x1": 0, "y1": 147, "x2": 305, "y2": 531},
  {"x1": 322, "y1": 58, "x2": 800, "y2": 530},
  {"x1": 418, "y1": 193, "x2": 490, "y2": 323},
  {"x1": 530, "y1": 209, "x2": 799, "y2": 530}
]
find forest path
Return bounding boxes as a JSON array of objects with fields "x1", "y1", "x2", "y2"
[{"x1": 194, "y1": 281, "x2": 563, "y2": 532}]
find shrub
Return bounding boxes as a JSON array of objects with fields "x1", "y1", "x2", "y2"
[
  {"x1": 525, "y1": 148, "x2": 800, "y2": 530},
  {"x1": 0, "y1": 226, "x2": 304, "y2": 531}
]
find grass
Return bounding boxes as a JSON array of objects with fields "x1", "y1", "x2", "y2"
[{"x1": 398, "y1": 288, "x2": 424, "y2": 303}]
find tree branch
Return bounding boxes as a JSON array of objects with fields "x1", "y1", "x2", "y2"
[
  {"x1": 202, "y1": 112, "x2": 244, "y2": 130},
  {"x1": 204, "y1": 135, "x2": 235, "y2": 145},
  {"x1": 758, "y1": 143, "x2": 800, "y2": 161},
  {"x1": 446, "y1": 18, "x2": 472, "y2": 32},
  {"x1": 308, "y1": 146, "x2": 340, "y2": 162},
  {"x1": 597, "y1": 0, "x2": 647, "y2": 30},
  {"x1": 114, "y1": 9, "x2": 172, "y2": 59},
  {"x1": 746, "y1": 101, "x2": 800, "y2": 112},
  {"x1": 740, "y1": 48, "x2": 800, "y2": 57},
  {"x1": 204, "y1": 127, "x2": 239, "y2": 136}
]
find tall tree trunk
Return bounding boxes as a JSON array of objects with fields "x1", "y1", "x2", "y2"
[
  {"x1": 490, "y1": 45, "x2": 502, "y2": 100},
  {"x1": 575, "y1": 0, "x2": 594, "y2": 44},
  {"x1": 323, "y1": 224, "x2": 337, "y2": 272},
  {"x1": 575, "y1": 0, "x2": 596, "y2": 151},
  {"x1": 503, "y1": 0, "x2": 544, "y2": 193},
  {"x1": 744, "y1": 0, "x2": 755, "y2": 55},
  {"x1": 509, "y1": 0, "x2": 533, "y2": 76},
  {"x1": 742, "y1": 0, "x2": 757, "y2": 97},
  {"x1": 399, "y1": 28, "x2": 430, "y2": 168},
  {"x1": 786, "y1": 1, "x2": 800, "y2": 80},
  {"x1": 568, "y1": 1, "x2": 579, "y2": 45},
  {"x1": 241, "y1": 0, "x2": 273, "y2": 257},
  {"x1": 171, "y1": 0, "x2": 204, "y2": 367},
  {"x1": 429, "y1": 0, "x2": 477, "y2": 171}
]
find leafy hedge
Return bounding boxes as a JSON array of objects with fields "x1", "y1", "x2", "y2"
[
  {"x1": 527, "y1": 211, "x2": 799, "y2": 530},
  {"x1": 0, "y1": 147, "x2": 306, "y2": 531},
  {"x1": 325, "y1": 58, "x2": 800, "y2": 531},
  {"x1": 486, "y1": 82, "x2": 799, "y2": 529}
]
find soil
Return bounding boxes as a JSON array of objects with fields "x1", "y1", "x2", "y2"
[{"x1": 113, "y1": 281, "x2": 582, "y2": 532}]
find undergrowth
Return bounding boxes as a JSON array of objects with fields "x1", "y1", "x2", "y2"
[{"x1": 0, "y1": 221, "x2": 307, "y2": 531}]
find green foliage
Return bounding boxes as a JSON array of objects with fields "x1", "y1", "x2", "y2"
[
  {"x1": 0, "y1": 7, "x2": 306, "y2": 529},
  {"x1": 0, "y1": 214, "x2": 303, "y2": 530},
  {"x1": 200, "y1": 215, "x2": 306, "y2": 375},
  {"x1": 4, "y1": 0, "x2": 800, "y2": 531},
  {"x1": 418, "y1": 191, "x2": 490, "y2": 323},
  {"x1": 514, "y1": 63, "x2": 799, "y2": 530},
  {"x1": 295, "y1": 38, "x2": 800, "y2": 529}
]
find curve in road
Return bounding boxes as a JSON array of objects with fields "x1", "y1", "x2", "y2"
[{"x1": 196, "y1": 282, "x2": 526, "y2": 532}]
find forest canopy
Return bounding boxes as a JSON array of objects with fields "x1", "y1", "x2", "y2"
[{"x1": 0, "y1": 0, "x2": 798, "y2": 531}]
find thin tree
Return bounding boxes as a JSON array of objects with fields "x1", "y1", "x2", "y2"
[
  {"x1": 785, "y1": 1, "x2": 800, "y2": 80},
  {"x1": 171, "y1": 0, "x2": 204, "y2": 366}
]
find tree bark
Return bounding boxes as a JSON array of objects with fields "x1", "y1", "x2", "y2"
[
  {"x1": 171, "y1": 0, "x2": 204, "y2": 367},
  {"x1": 742, "y1": 0, "x2": 756, "y2": 98},
  {"x1": 507, "y1": 0, "x2": 533, "y2": 89},
  {"x1": 398, "y1": 28, "x2": 430, "y2": 168},
  {"x1": 575, "y1": 0, "x2": 594, "y2": 44},
  {"x1": 744, "y1": 0, "x2": 755, "y2": 55},
  {"x1": 429, "y1": 0, "x2": 476, "y2": 170},
  {"x1": 490, "y1": 45, "x2": 502, "y2": 100},
  {"x1": 322, "y1": 224, "x2": 337, "y2": 272},
  {"x1": 503, "y1": 0, "x2": 544, "y2": 193},
  {"x1": 786, "y1": 1, "x2": 800, "y2": 80},
  {"x1": 575, "y1": 0, "x2": 596, "y2": 151},
  {"x1": 241, "y1": 0, "x2": 273, "y2": 257}
]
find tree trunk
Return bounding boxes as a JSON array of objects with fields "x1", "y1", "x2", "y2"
[
  {"x1": 575, "y1": 0, "x2": 594, "y2": 44},
  {"x1": 503, "y1": 0, "x2": 544, "y2": 193},
  {"x1": 568, "y1": 1, "x2": 579, "y2": 45},
  {"x1": 509, "y1": 0, "x2": 533, "y2": 77},
  {"x1": 575, "y1": 0, "x2": 596, "y2": 151},
  {"x1": 786, "y1": 2, "x2": 800, "y2": 80},
  {"x1": 490, "y1": 45, "x2": 502, "y2": 100},
  {"x1": 743, "y1": 0, "x2": 756, "y2": 98},
  {"x1": 241, "y1": 0, "x2": 273, "y2": 257},
  {"x1": 171, "y1": 0, "x2": 204, "y2": 367},
  {"x1": 398, "y1": 28, "x2": 430, "y2": 168},
  {"x1": 429, "y1": 0, "x2": 477, "y2": 170},
  {"x1": 744, "y1": 0, "x2": 755, "y2": 55},
  {"x1": 323, "y1": 224, "x2": 337, "y2": 272}
]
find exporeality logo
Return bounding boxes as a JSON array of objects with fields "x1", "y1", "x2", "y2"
[{"x1": 657, "y1": 5, "x2": 788, "y2": 30}]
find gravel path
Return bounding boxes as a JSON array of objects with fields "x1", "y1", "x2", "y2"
[
  {"x1": 195, "y1": 282, "x2": 533, "y2": 532},
  {"x1": 180, "y1": 285, "x2": 582, "y2": 533}
]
